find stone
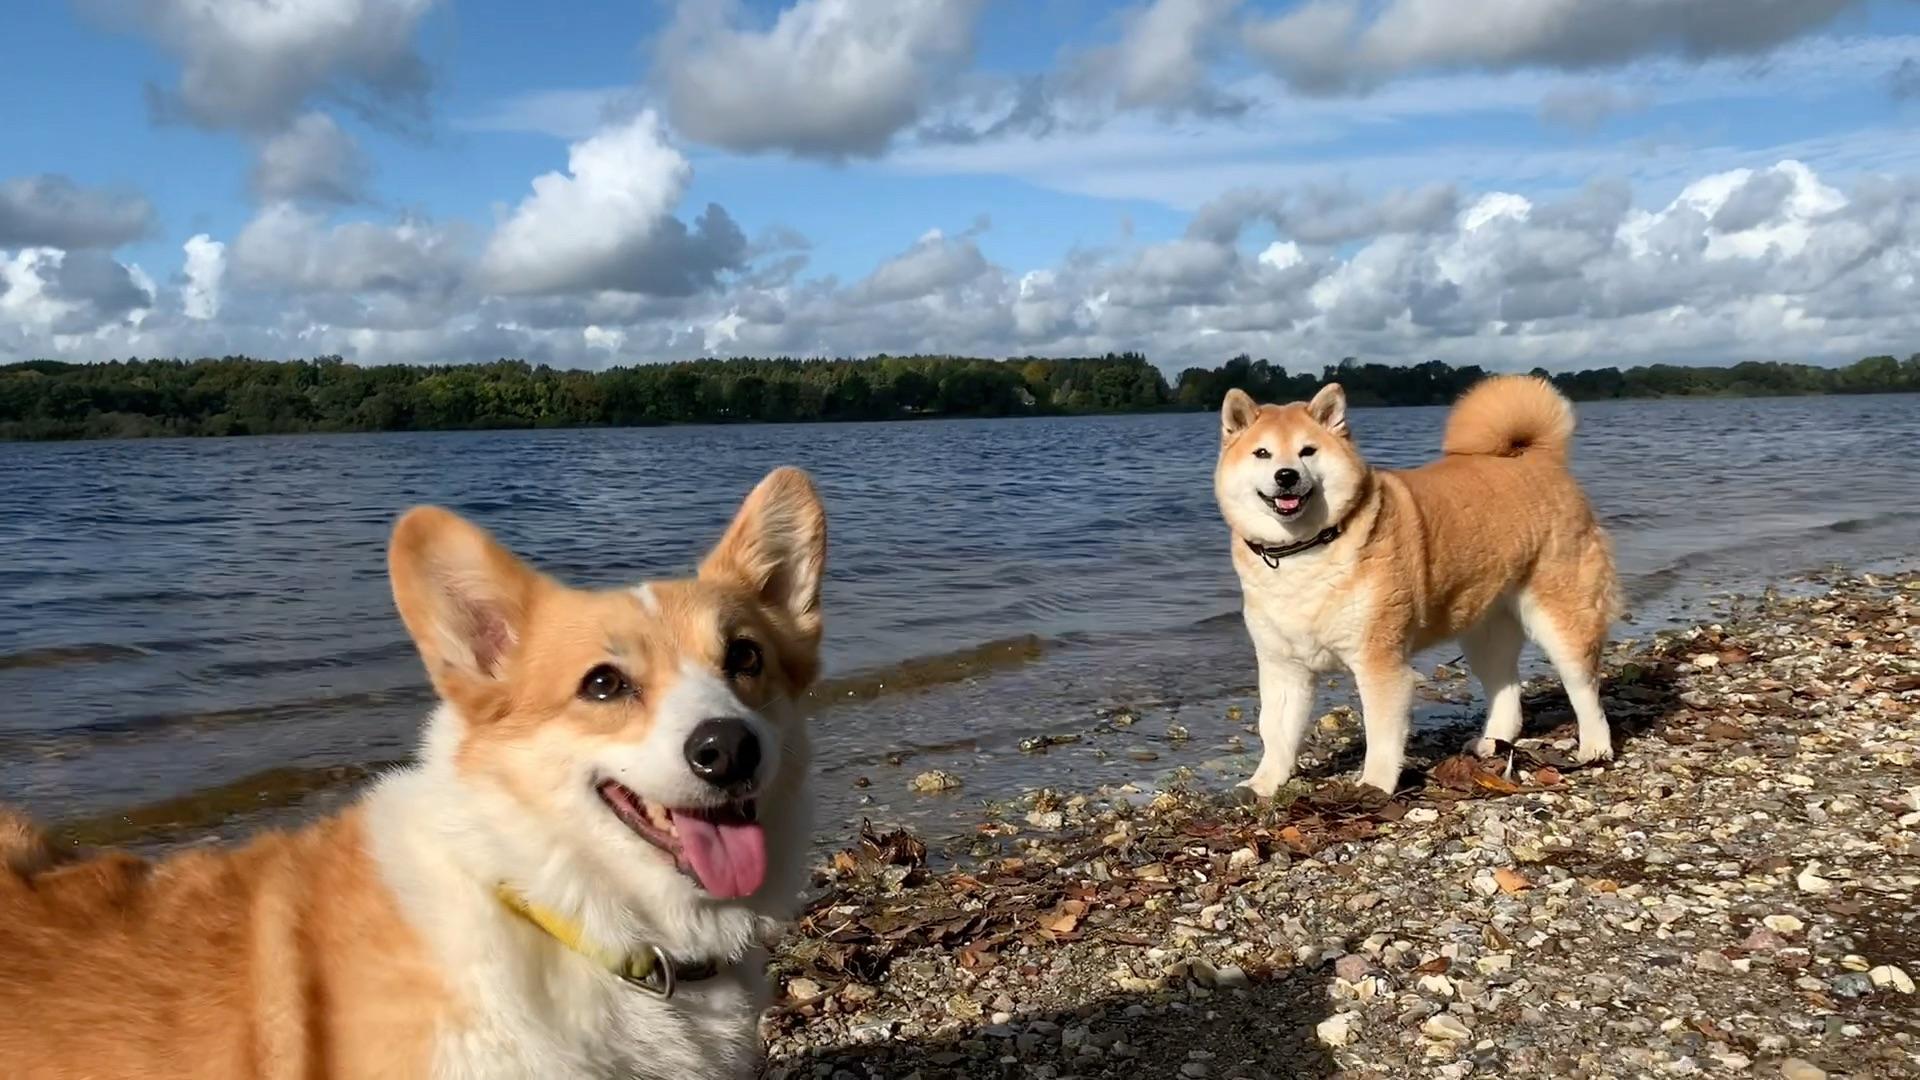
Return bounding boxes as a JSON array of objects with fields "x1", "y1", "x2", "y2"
[
  {"x1": 1333, "y1": 954, "x2": 1374, "y2": 983},
  {"x1": 1316, "y1": 1013, "x2": 1355, "y2": 1047},
  {"x1": 1422, "y1": 1013, "x2": 1473, "y2": 1041},
  {"x1": 1869, "y1": 965, "x2": 1915, "y2": 994},
  {"x1": 1761, "y1": 914, "x2": 1803, "y2": 934},
  {"x1": 909, "y1": 770, "x2": 962, "y2": 794},
  {"x1": 1778, "y1": 1059, "x2": 1827, "y2": 1080},
  {"x1": 1795, "y1": 865, "x2": 1833, "y2": 894}
]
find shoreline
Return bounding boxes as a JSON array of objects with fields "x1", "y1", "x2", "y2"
[
  {"x1": 763, "y1": 571, "x2": 1920, "y2": 1078},
  {"x1": 7, "y1": 388, "x2": 1919, "y2": 444}
]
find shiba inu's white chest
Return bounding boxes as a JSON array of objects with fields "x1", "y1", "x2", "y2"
[{"x1": 1236, "y1": 553, "x2": 1374, "y2": 671}]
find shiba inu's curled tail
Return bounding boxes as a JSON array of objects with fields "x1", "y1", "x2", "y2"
[
  {"x1": 1442, "y1": 374, "x2": 1576, "y2": 459},
  {"x1": 0, "y1": 807, "x2": 55, "y2": 876}
]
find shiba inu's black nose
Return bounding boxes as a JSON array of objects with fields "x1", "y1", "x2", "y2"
[
  {"x1": 685, "y1": 718, "x2": 761, "y2": 788},
  {"x1": 1275, "y1": 467, "x2": 1302, "y2": 490}
]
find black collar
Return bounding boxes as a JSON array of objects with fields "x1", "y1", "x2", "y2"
[{"x1": 1243, "y1": 525, "x2": 1341, "y2": 568}]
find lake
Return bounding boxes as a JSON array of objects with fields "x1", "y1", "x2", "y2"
[{"x1": 3, "y1": 394, "x2": 1917, "y2": 853}]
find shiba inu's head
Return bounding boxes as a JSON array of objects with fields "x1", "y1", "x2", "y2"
[
  {"x1": 1214, "y1": 384, "x2": 1369, "y2": 541},
  {"x1": 387, "y1": 468, "x2": 824, "y2": 918}
]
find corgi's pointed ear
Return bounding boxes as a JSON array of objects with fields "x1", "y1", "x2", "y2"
[
  {"x1": 388, "y1": 507, "x2": 546, "y2": 709},
  {"x1": 1308, "y1": 383, "x2": 1348, "y2": 436},
  {"x1": 701, "y1": 468, "x2": 827, "y2": 666},
  {"x1": 1220, "y1": 388, "x2": 1259, "y2": 442}
]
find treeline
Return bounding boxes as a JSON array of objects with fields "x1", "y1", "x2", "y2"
[{"x1": 2, "y1": 351, "x2": 1916, "y2": 440}]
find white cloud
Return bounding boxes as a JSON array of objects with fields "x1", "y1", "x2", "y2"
[
  {"x1": 657, "y1": 0, "x2": 985, "y2": 158},
  {"x1": 14, "y1": 158, "x2": 1920, "y2": 379},
  {"x1": 252, "y1": 113, "x2": 368, "y2": 204},
  {"x1": 0, "y1": 247, "x2": 152, "y2": 340},
  {"x1": 853, "y1": 227, "x2": 991, "y2": 303},
  {"x1": 480, "y1": 112, "x2": 747, "y2": 296},
  {"x1": 181, "y1": 234, "x2": 226, "y2": 321},
  {"x1": 231, "y1": 202, "x2": 468, "y2": 301},
  {"x1": 89, "y1": 0, "x2": 441, "y2": 131},
  {"x1": 1104, "y1": 0, "x2": 1246, "y2": 114},
  {"x1": 0, "y1": 175, "x2": 155, "y2": 250},
  {"x1": 1243, "y1": 0, "x2": 1863, "y2": 96}
]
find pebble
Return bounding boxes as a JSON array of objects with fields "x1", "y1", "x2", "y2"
[
  {"x1": 908, "y1": 770, "x2": 961, "y2": 794},
  {"x1": 1778, "y1": 1059, "x2": 1827, "y2": 1080},
  {"x1": 1761, "y1": 915, "x2": 1804, "y2": 934},
  {"x1": 1422, "y1": 1013, "x2": 1473, "y2": 1041},
  {"x1": 1869, "y1": 965, "x2": 1915, "y2": 994},
  {"x1": 1317, "y1": 1014, "x2": 1355, "y2": 1047}
]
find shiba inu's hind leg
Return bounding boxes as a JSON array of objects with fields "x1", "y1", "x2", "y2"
[
  {"x1": 1242, "y1": 655, "x2": 1315, "y2": 797},
  {"x1": 1461, "y1": 605, "x2": 1525, "y2": 758},
  {"x1": 1519, "y1": 562, "x2": 1615, "y2": 763}
]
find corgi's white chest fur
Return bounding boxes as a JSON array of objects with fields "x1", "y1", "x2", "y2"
[{"x1": 365, "y1": 760, "x2": 771, "y2": 1080}]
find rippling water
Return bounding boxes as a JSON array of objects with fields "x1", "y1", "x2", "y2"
[{"x1": 3, "y1": 394, "x2": 1916, "y2": 850}]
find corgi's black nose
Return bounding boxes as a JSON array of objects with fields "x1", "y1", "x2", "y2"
[
  {"x1": 685, "y1": 718, "x2": 761, "y2": 788},
  {"x1": 1275, "y1": 467, "x2": 1302, "y2": 490}
]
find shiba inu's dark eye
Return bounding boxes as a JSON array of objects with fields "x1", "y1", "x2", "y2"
[
  {"x1": 1299, "y1": 445, "x2": 1318, "y2": 458},
  {"x1": 1252, "y1": 447, "x2": 1272, "y2": 459},
  {"x1": 578, "y1": 664, "x2": 634, "y2": 702},
  {"x1": 724, "y1": 638, "x2": 764, "y2": 679}
]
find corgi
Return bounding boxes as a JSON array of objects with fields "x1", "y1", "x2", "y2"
[
  {"x1": 1213, "y1": 376, "x2": 1618, "y2": 795},
  {"x1": 0, "y1": 467, "x2": 827, "y2": 1079}
]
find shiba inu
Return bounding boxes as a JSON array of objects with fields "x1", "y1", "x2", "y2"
[
  {"x1": 0, "y1": 467, "x2": 826, "y2": 1079},
  {"x1": 1214, "y1": 376, "x2": 1618, "y2": 795}
]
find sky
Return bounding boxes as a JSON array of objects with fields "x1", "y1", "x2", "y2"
[{"x1": 4, "y1": 0, "x2": 1920, "y2": 374}]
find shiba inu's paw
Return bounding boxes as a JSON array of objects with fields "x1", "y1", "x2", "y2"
[
  {"x1": 1465, "y1": 736, "x2": 1501, "y2": 759},
  {"x1": 1238, "y1": 772, "x2": 1289, "y2": 800},
  {"x1": 1575, "y1": 741, "x2": 1615, "y2": 764}
]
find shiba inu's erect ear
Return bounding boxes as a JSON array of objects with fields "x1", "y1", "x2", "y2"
[
  {"x1": 1309, "y1": 383, "x2": 1349, "y2": 437},
  {"x1": 388, "y1": 507, "x2": 547, "y2": 707},
  {"x1": 1220, "y1": 388, "x2": 1259, "y2": 442},
  {"x1": 701, "y1": 467, "x2": 828, "y2": 649}
]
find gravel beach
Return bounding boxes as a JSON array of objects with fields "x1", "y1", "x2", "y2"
[{"x1": 762, "y1": 571, "x2": 1920, "y2": 1079}]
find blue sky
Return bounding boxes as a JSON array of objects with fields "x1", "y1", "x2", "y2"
[{"x1": 4, "y1": 1, "x2": 1920, "y2": 372}]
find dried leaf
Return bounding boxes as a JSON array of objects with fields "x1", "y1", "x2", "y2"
[
  {"x1": 1494, "y1": 867, "x2": 1531, "y2": 894},
  {"x1": 1430, "y1": 754, "x2": 1482, "y2": 792},
  {"x1": 1533, "y1": 766, "x2": 1563, "y2": 786},
  {"x1": 1473, "y1": 772, "x2": 1523, "y2": 795}
]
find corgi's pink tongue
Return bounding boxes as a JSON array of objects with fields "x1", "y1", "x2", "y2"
[{"x1": 670, "y1": 811, "x2": 766, "y2": 899}]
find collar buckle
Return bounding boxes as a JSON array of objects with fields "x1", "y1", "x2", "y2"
[{"x1": 621, "y1": 944, "x2": 677, "y2": 998}]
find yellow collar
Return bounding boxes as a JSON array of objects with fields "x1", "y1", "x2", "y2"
[{"x1": 494, "y1": 885, "x2": 718, "y2": 997}]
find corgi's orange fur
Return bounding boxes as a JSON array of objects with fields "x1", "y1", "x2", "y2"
[
  {"x1": 0, "y1": 467, "x2": 827, "y2": 1079},
  {"x1": 1215, "y1": 376, "x2": 1618, "y2": 794}
]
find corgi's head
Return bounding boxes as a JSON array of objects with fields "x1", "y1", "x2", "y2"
[
  {"x1": 388, "y1": 467, "x2": 825, "y2": 912},
  {"x1": 1214, "y1": 383, "x2": 1369, "y2": 542}
]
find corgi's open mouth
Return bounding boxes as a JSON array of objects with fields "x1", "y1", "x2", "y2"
[
  {"x1": 1271, "y1": 487, "x2": 1314, "y2": 518},
  {"x1": 595, "y1": 779, "x2": 767, "y2": 900}
]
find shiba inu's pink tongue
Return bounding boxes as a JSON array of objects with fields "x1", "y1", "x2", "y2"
[
  {"x1": 671, "y1": 812, "x2": 766, "y2": 899},
  {"x1": 1277, "y1": 494, "x2": 1303, "y2": 511}
]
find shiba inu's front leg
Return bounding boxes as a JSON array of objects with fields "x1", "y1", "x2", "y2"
[
  {"x1": 1242, "y1": 655, "x2": 1315, "y2": 797},
  {"x1": 1353, "y1": 661, "x2": 1415, "y2": 793}
]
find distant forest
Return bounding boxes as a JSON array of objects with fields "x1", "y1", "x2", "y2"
[{"x1": 1, "y1": 351, "x2": 1916, "y2": 440}]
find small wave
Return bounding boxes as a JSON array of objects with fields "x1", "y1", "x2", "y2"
[
  {"x1": 1624, "y1": 507, "x2": 1920, "y2": 605},
  {"x1": 0, "y1": 685, "x2": 428, "y2": 751},
  {"x1": 52, "y1": 760, "x2": 403, "y2": 848},
  {"x1": 813, "y1": 635, "x2": 1052, "y2": 703},
  {"x1": 0, "y1": 642, "x2": 152, "y2": 672}
]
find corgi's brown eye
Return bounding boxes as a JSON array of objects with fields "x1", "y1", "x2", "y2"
[
  {"x1": 1252, "y1": 447, "x2": 1272, "y2": 459},
  {"x1": 578, "y1": 664, "x2": 633, "y2": 702},
  {"x1": 1300, "y1": 445, "x2": 1317, "y2": 457},
  {"x1": 724, "y1": 639, "x2": 764, "y2": 679}
]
